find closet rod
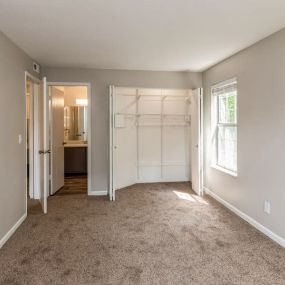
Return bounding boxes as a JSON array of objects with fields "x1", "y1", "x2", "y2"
[
  {"x1": 118, "y1": 93, "x2": 190, "y2": 100},
  {"x1": 116, "y1": 113, "x2": 190, "y2": 117}
]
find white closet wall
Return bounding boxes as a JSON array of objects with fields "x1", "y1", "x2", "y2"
[{"x1": 113, "y1": 87, "x2": 192, "y2": 190}]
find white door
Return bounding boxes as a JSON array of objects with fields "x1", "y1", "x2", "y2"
[
  {"x1": 113, "y1": 88, "x2": 137, "y2": 191},
  {"x1": 191, "y1": 88, "x2": 203, "y2": 196},
  {"x1": 109, "y1": 86, "x2": 115, "y2": 201},
  {"x1": 34, "y1": 77, "x2": 49, "y2": 213},
  {"x1": 50, "y1": 86, "x2": 65, "y2": 195}
]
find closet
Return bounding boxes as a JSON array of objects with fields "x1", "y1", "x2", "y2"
[{"x1": 109, "y1": 87, "x2": 203, "y2": 201}]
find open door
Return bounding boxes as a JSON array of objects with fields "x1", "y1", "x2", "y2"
[
  {"x1": 191, "y1": 88, "x2": 203, "y2": 196},
  {"x1": 34, "y1": 77, "x2": 49, "y2": 213},
  {"x1": 50, "y1": 86, "x2": 65, "y2": 195},
  {"x1": 109, "y1": 86, "x2": 115, "y2": 201},
  {"x1": 112, "y1": 87, "x2": 137, "y2": 193}
]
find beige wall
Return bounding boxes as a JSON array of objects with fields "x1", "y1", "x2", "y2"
[
  {"x1": 203, "y1": 28, "x2": 285, "y2": 239},
  {"x1": 0, "y1": 30, "x2": 38, "y2": 243},
  {"x1": 6, "y1": 23, "x2": 284, "y2": 247},
  {"x1": 42, "y1": 68, "x2": 202, "y2": 192}
]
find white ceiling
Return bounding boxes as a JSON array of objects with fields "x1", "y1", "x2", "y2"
[{"x1": 0, "y1": 0, "x2": 284, "y2": 71}]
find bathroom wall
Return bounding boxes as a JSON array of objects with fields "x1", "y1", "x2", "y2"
[{"x1": 63, "y1": 86, "x2": 88, "y2": 107}]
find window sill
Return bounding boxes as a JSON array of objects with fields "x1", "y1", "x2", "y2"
[{"x1": 211, "y1": 164, "x2": 238, "y2": 177}]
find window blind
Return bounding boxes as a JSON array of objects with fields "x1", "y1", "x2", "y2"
[{"x1": 212, "y1": 79, "x2": 237, "y2": 96}]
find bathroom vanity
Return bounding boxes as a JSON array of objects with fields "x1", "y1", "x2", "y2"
[
  {"x1": 63, "y1": 104, "x2": 88, "y2": 175},
  {"x1": 64, "y1": 141, "x2": 87, "y2": 175}
]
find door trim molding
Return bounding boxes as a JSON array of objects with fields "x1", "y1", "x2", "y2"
[
  {"x1": 109, "y1": 85, "x2": 115, "y2": 201},
  {"x1": 204, "y1": 186, "x2": 285, "y2": 248},
  {"x1": 47, "y1": 82, "x2": 92, "y2": 195},
  {"x1": 25, "y1": 71, "x2": 41, "y2": 213},
  {"x1": 0, "y1": 213, "x2": 27, "y2": 249},
  {"x1": 25, "y1": 71, "x2": 40, "y2": 83}
]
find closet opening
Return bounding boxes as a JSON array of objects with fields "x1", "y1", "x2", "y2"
[{"x1": 109, "y1": 87, "x2": 203, "y2": 201}]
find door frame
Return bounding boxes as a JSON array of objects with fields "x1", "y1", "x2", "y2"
[
  {"x1": 200, "y1": 88, "x2": 204, "y2": 195},
  {"x1": 47, "y1": 82, "x2": 92, "y2": 195},
  {"x1": 194, "y1": 88, "x2": 204, "y2": 196},
  {"x1": 109, "y1": 85, "x2": 115, "y2": 201},
  {"x1": 25, "y1": 72, "x2": 41, "y2": 211}
]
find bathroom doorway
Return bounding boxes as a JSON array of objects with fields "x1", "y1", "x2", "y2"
[{"x1": 48, "y1": 83, "x2": 91, "y2": 196}]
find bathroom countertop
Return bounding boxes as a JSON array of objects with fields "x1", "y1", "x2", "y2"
[{"x1": 64, "y1": 144, "x2": 88, "y2": 148}]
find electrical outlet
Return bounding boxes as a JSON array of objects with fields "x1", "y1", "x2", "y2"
[{"x1": 264, "y1": 201, "x2": 271, "y2": 215}]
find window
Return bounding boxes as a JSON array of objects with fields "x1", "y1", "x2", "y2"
[{"x1": 212, "y1": 78, "x2": 237, "y2": 175}]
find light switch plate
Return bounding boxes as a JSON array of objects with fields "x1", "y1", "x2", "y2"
[
  {"x1": 264, "y1": 200, "x2": 271, "y2": 215},
  {"x1": 18, "y1": 134, "x2": 23, "y2": 144}
]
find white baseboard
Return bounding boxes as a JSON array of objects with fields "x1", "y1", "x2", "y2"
[
  {"x1": 0, "y1": 213, "x2": 27, "y2": 249},
  {"x1": 204, "y1": 187, "x2": 285, "y2": 248},
  {"x1": 88, "y1": 190, "x2": 108, "y2": 196}
]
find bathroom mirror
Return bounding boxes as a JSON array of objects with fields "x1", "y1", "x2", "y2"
[{"x1": 64, "y1": 106, "x2": 87, "y2": 141}]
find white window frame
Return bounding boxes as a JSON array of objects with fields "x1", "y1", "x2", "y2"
[{"x1": 211, "y1": 78, "x2": 237, "y2": 177}]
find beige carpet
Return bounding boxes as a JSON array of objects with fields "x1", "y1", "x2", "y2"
[{"x1": 0, "y1": 183, "x2": 284, "y2": 285}]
